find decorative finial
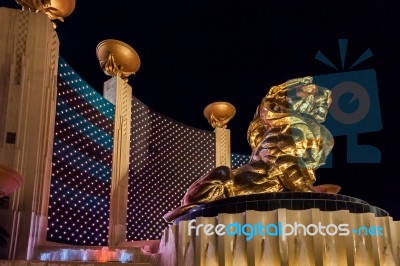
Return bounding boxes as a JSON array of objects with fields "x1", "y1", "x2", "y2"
[
  {"x1": 96, "y1": 39, "x2": 141, "y2": 82},
  {"x1": 203, "y1": 101, "x2": 236, "y2": 129},
  {"x1": 15, "y1": 0, "x2": 75, "y2": 27}
]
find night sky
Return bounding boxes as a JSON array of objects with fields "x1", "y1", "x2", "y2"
[{"x1": 2, "y1": 0, "x2": 400, "y2": 219}]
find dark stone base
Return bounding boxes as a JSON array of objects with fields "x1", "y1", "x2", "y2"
[{"x1": 173, "y1": 192, "x2": 389, "y2": 223}]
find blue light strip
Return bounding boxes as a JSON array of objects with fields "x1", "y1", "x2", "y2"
[
  {"x1": 58, "y1": 57, "x2": 115, "y2": 119},
  {"x1": 53, "y1": 137, "x2": 111, "y2": 181},
  {"x1": 56, "y1": 99, "x2": 113, "y2": 150}
]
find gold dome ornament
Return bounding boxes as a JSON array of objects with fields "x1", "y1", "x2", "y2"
[
  {"x1": 96, "y1": 39, "x2": 141, "y2": 82},
  {"x1": 203, "y1": 101, "x2": 236, "y2": 129},
  {"x1": 15, "y1": 0, "x2": 75, "y2": 26}
]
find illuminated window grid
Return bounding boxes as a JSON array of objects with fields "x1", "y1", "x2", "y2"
[
  {"x1": 231, "y1": 153, "x2": 251, "y2": 169},
  {"x1": 127, "y1": 97, "x2": 216, "y2": 241},
  {"x1": 47, "y1": 58, "x2": 115, "y2": 246}
]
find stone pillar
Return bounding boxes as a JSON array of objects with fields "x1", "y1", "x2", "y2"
[
  {"x1": 203, "y1": 102, "x2": 235, "y2": 168},
  {"x1": 214, "y1": 127, "x2": 231, "y2": 168},
  {"x1": 0, "y1": 8, "x2": 59, "y2": 259},
  {"x1": 103, "y1": 76, "x2": 132, "y2": 247}
]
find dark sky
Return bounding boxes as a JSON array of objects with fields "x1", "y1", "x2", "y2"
[{"x1": 3, "y1": 0, "x2": 400, "y2": 219}]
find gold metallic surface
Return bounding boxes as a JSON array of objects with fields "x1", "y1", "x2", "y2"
[
  {"x1": 165, "y1": 210, "x2": 398, "y2": 265},
  {"x1": 96, "y1": 39, "x2": 141, "y2": 81},
  {"x1": 246, "y1": 76, "x2": 334, "y2": 192},
  {"x1": 96, "y1": 39, "x2": 140, "y2": 80},
  {"x1": 165, "y1": 76, "x2": 336, "y2": 222},
  {"x1": 203, "y1": 102, "x2": 236, "y2": 129},
  {"x1": 15, "y1": 0, "x2": 75, "y2": 22},
  {"x1": 313, "y1": 184, "x2": 341, "y2": 194}
]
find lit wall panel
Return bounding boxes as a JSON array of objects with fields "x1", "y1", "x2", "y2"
[
  {"x1": 47, "y1": 57, "x2": 115, "y2": 246},
  {"x1": 128, "y1": 98, "x2": 216, "y2": 240}
]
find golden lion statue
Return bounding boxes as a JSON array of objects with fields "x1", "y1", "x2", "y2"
[{"x1": 165, "y1": 77, "x2": 334, "y2": 222}]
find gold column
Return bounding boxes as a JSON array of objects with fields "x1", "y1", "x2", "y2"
[
  {"x1": 177, "y1": 220, "x2": 193, "y2": 266},
  {"x1": 0, "y1": 7, "x2": 60, "y2": 259},
  {"x1": 203, "y1": 102, "x2": 236, "y2": 167},
  {"x1": 96, "y1": 39, "x2": 140, "y2": 247},
  {"x1": 194, "y1": 216, "x2": 218, "y2": 266},
  {"x1": 104, "y1": 76, "x2": 132, "y2": 247},
  {"x1": 214, "y1": 127, "x2": 231, "y2": 167},
  {"x1": 216, "y1": 213, "x2": 246, "y2": 266}
]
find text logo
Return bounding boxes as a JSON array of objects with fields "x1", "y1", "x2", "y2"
[
  {"x1": 314, "y1": 39, "x2": 382, "y2": 165},
  {"x1": 188, "y1": 220, "x2": 383, "y2": 241}
]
